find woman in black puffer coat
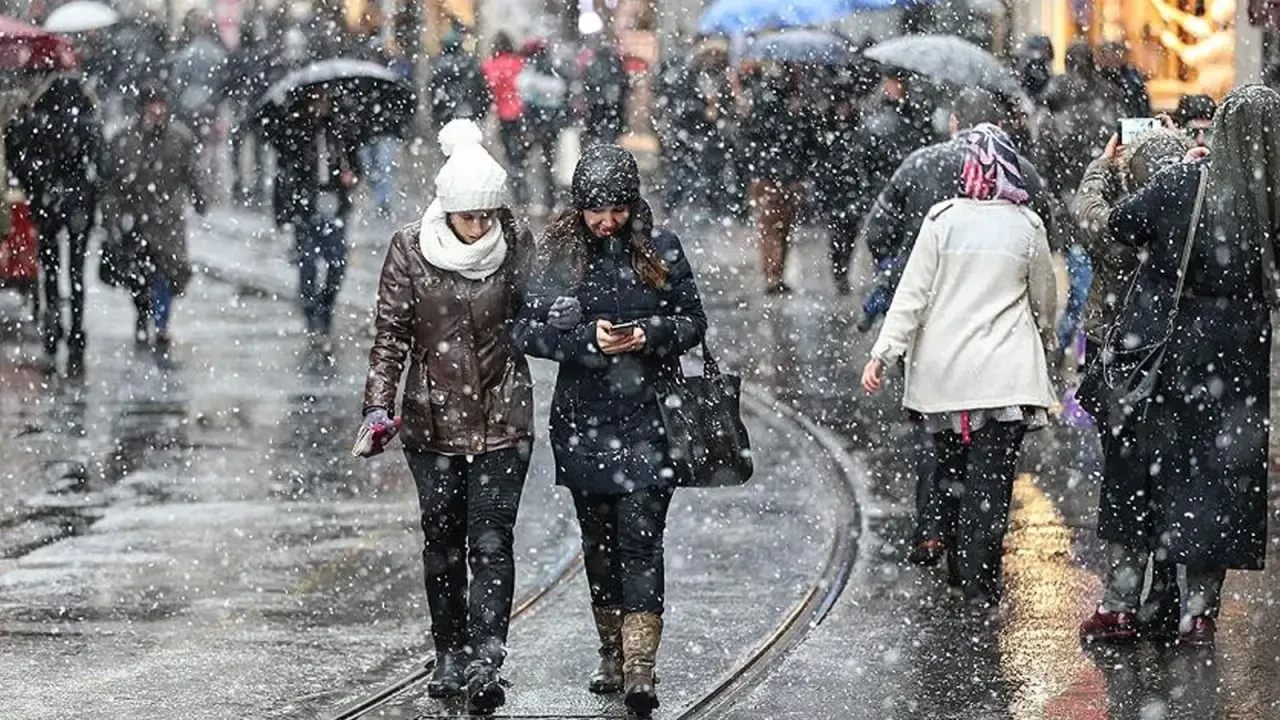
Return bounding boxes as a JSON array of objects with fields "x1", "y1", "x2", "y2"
[{"x1": 515, "y1": 144, "x2": 706, "y2": 718}]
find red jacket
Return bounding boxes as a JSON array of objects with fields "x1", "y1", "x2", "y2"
[{"x1": 483, "y1": 53, "x2": 525, "y2": 122}]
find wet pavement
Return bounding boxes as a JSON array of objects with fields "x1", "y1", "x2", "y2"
[{"x1": 3, "y1": 201, "x2": 1280, "y2": 719}]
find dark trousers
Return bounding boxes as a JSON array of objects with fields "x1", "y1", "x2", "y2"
[
  {"x1": 572, "y1": 487, "x2": 674, "y2": 614},
  {"x1": 911, "y1": 422, "x2": 941, "y2": 543},
  {"x1": 34, "y1": 212, "x2": 89, "y2": 352},
  {"x1": 497, "y1": 119, "x2": 528, "y2": 204},
  {"x1": 405, "y1": 447, "x2": 529, "y2": 665},
  {"x1": 828, "y1": 209, "x2": 862, "y2": 293},
  {"x1": 294, "y1": 216, "x2": 347, "y2": 335},
  {"x1": 934, "y1": 422, "x2": 1026, "y2": 603}
]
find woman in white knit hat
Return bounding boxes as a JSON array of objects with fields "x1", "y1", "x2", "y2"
[{"x1": 356, "y1": 119, "x2": 533, "y2": 713}]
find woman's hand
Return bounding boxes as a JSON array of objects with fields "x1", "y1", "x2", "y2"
[
  {"x1": 596, "y1": 320, "x2": 647, "y2": 355},
  {"x1": 547, "y1": 296, "x2": 582, "y2": 330},
  {"x1": 1184, "y1": 146, "x2": 1210, "y2": 163},
  {"x1": 1102, "y1": 133, "x2": 1120, "y2": 164},
  {"x1": 861, "y1": 359, "x2": 885, "y2": 393}
]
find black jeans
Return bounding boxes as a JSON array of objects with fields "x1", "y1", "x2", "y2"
[
  {"x1": 572, "y1": 487, "x2": 674, "y2": 614},
  {"x1": 406, "y1": 447, "x2": 529, "y2": 665},
  {"x1": 294, "y1": 215, "x2": 347, "y2": 334},
  {"x1": 34, "y1": 210, "x2": 89, "y2": 351},
  {"x1": 934, "y1": 422, "x2": 1026, "y2": 603}
]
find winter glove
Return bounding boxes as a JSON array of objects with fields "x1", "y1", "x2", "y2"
[
  {"x1": 547, "y1": 296, "x2": 583, "y2": 331},
  {"x1": 351, "y1": 408, "x2": 402, "y2": 458}
]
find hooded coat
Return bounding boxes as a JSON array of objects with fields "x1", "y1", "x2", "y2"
[{"x1": 1103, "y1": 87, "x2": 1280, "y2": 569}]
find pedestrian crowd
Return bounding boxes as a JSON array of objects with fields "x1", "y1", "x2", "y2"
[{"x1": 2, "y1": 7, "x2": 1278, "y2": 714}]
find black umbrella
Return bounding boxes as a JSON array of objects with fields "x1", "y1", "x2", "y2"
[
  {"x1": 251, "y1": 58, "x2": 415, "y2": 146},
  {"x1": 865, "y1": 34, "x2": 1026, "y2": 105}
]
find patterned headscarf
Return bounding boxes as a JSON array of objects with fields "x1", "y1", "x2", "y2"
[{"x1": 960, "y1": 123, "x2": 1030, "y2": 205}]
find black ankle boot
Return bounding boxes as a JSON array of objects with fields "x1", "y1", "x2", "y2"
[
  {"x1": 465, "y1": 661, "x2": 506, "y2": 714},
  {"x1": 426, "y1": 651, "x2": 466, "y2": 699}
]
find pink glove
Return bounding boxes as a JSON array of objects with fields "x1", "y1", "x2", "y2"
[{"x1": 351, "y1": 408, "x2": 403, "y2": 458}]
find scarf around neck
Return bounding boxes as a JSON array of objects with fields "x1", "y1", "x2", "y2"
[{"x1": 418, "y1": 198, "x2": 508, "y2": 280}]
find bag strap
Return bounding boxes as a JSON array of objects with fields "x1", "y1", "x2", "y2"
[
  {"x1": 1174, "y1": 168, "x2": 1208, "y2": 301},
  {"x1": 700, "y1": 341, "x2": 721, "y2": 378}
]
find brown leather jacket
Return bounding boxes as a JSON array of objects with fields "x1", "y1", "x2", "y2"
[{"x1": 363, "y1": 217, "x2": 534, "y2": 455}]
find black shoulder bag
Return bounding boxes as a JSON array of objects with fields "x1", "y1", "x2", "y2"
[
  {"x1": 1079, "y1": 169, "x2": 1206, "y2": 432},
  {"x1": 659, "y1": 342, "x2": 754, "y2": 488}
]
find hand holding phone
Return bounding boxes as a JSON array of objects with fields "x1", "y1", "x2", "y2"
[
  {"x1": 607, "y1": 320, "x2": 639, "y2": 335},
  {"x1": 1118, "y1": 117, "x2": 1160, "y2": 146}
]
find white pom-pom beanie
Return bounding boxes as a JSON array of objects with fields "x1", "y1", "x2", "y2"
[{"x1": 435, "y1": 119, "x2": 511, "y2": 213}]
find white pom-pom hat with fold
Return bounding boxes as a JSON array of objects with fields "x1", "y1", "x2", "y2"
[{"x1": 434, "y1": 119, "x2": 512, "y2": 213}]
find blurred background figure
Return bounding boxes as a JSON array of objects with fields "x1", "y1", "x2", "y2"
[
  {"x1": 484, "y1": 32, "x2": 528, "y2": 206},
  {"x1": 1174, "y1": 93, "x2": 1217, "y2": 147},
  {"x1": 581, "y1": 34, "x2": 629, "y2": 145},
  {"x1": 5, "y1": 74, "x2": 102, "y2": 373},
  {"x1": 517, "y1": 38, "x2": 568, "y2": 215},
  {"x1": 429, "y1": 30, "x2": 490, "y2": 126},
  {"x1": 1016, "y1": 34, "x2": 1055, "y2": 104},
  {"x1": 167, "y1": 11, "x2": 228, "y2": 186}
]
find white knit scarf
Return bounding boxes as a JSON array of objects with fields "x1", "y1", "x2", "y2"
[{"x1": 418, "y1": 198, "x2": 508, "y2": 280}]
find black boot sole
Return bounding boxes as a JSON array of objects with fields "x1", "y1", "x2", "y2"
[
  {"x1": 625, "y1": 687, "x2": 658, "y2": 718},
  {"x1": 425, "y1": 682, "x2": 464, "y2": 699},
  {"x1": 467, "y1": 682, "x2": 505, "y2": 714},
  {"x1": 588, "y1": 679, "x2": 623, "y2": 694}
]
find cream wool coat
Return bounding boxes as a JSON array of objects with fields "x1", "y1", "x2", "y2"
[{"x1": 870, "y1": 198, "x2": 1057, "y2": 415}]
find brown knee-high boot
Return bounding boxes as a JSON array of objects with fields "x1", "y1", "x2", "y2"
[
  {"x1": 622, "y1": 612, "x2": 663, "y2": 717},
  {"x1": 589, "y1": 605, "x2": 624, "y2": 694}
]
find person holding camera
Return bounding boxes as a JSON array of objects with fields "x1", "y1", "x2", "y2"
[{"x1": 515, "y1": 144, "x2": 706, "y2": 718}]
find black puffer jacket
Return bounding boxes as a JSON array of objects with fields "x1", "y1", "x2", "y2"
[
  {"x1": 515, "y1": 208, "x2": 706, "y2": 495},
  {"x1": 5, "y1": 77, "x2": 102, "y2": 226}
]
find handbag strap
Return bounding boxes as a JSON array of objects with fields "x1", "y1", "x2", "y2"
[
  {"x1": 1174, "y1": 168, "x2": 1208, "y2": 301},
  {"x1": 700, "y1": 341, "x2": 721, "y2": 378}
]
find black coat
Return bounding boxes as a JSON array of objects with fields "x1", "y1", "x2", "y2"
[
  {"x1": 5, "y1": 78, "x2": 102, "y2": 228},
  {"x1": 515, "y1": 223, "x2": 707, "y2": 495},
  {"x1": 271, "y1": 117, "x2": 359, "y2": 226},
  {"x1": 429, "y1": 45, "x2": 490, "y2": 124},
  {"x1": 859, "y1": 134, "x2": 1060, "y2": 275},
  {"x1": 1107, "y1": 161, "x2": 1269, "y2": 569}
]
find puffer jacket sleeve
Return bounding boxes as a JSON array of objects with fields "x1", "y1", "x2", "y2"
[
  {"x1": 513, "y1": 260, "x2": 611, "y2": 369},
  {"x1": 642, "y1": 232, "x2": 707, "y2": 358},
  {"x1": 363, "y1": 231, "x2": 415, "y2": 414}
]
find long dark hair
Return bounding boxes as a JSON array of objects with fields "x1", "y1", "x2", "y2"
[{"x1": 540, "y1": 198, "x2": 669, "y2": 289}]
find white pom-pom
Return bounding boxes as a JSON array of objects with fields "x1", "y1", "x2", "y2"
[{"x1": 438, "y1": 119, "x2": 483, "y2": 158}]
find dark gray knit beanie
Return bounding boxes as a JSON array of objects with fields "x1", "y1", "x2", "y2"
[{"x1": 571, "y1": 144, "x2": 640, "y2": 210}]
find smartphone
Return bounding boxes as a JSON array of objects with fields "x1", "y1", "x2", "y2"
[
  {"x1": 1119, "y1": 117, "x2": 1160, "y2": 145},
  {"x1": 608, "y1": 321, "x2": 639, "y2": 335}
]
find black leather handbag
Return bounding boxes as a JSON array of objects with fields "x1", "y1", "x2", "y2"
[{"x1": 659, "y1": 343, "x2": 754, "y2": 488}]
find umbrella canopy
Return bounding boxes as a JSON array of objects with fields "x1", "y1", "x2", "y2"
[
  {"x1": 740, "y1": 29, "x2": 853, "y2": 65},
  {"x1": 864, "y1": 34, "x2": 1025, "y2": 103},
  {"x1": 252, "y1": 58, "x2": 415, "y2": 147},
  {"x1": 0, "y1": 16, "x2": 78, "y2": 70},
  {"x1": 701, "y1": 0, "x2": 904, "y2": 35},
  {"x1": 43, "y1": 1, "x2": 120, "y2": 34}
]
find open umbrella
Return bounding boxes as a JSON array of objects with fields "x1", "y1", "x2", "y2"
[
  {"x1": 43, "y1": 1, "x2": 120, "y2": 34},
  {"x1": 0, "y1": 17, "x2": 78, "y2": 70},
  {"x1": 740, "y1": 29, "x2": 852, "y2": 65},
  {"x1": 251, "y1": 58, "x2": 415, "y2": 147},
  {"x1": 701, "y1": 0, "x2": 907, "y2": 35},
  {"x1": 864, "y1": 34, "x2": 1025, "y2": 103}
]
